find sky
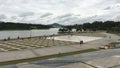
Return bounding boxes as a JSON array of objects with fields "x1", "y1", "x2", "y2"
[{"x1": 0, "y1": 0, "x2": 120, "y2": 25}]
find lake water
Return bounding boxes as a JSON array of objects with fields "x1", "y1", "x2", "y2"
[{"x1": 0, "y1": 28, "x2": 59, "y2": 40}]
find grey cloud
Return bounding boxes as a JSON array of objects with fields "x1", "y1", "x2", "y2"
[
  {"x1": 56, "y1": 14, "x2": 73, "y2": 19},
  {"x1": 114, "y1": 15, "x2": 120, "y2": 21},
  {"x1": 0, "y1": 14, "x2": 7, "y2": 20},
  {"x1": 19, "y1": 12, "x2": 34, "y2": 17},
  {"x1": 10, "y1": 16, "x2": 17, "y2": 20},
  {"x1": 40, "y1": 13, "x2": 53, "y2": 18},
  {"x1": 111, "y1": 0, "x2": 120, "y2": 3},
  {"x1": 0, "y1": 0, "x2": 120, "y2": 25},
  {"x1": 104, "y1": 5, "x2": 120, "y2": 10},
  {"x1": 55, "y1": 16, "x2": 79, "y2": 25},
  {"x1": 104, "y1": 6, "x2": 111, "y2": 10},
  {"x1": 79, "y1": 16, "x2": 106, "y2": 23},
  {"x1": 74, "y1": 13, "x2": 119, "y2": 24},
  {"x1": 48, "y1": 13, "x2": 74, "y2": 23},
  {"x1": 75, "y1": 14, "x2": 80, "y2": 16},
  {"x1": 51, "y1": 14, "x2": 110, "y2": 25}
]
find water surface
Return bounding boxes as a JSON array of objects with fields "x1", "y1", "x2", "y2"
[{"x1": 0, "y1": 28, "x2": 59, "y2": 40}]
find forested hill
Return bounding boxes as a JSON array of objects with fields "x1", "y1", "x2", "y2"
[
  {"x1": 0, "y1": 21, "x2": 52, "y2": 30},
  {"x1": 64, "y1": 21, "x2": 120, "y2": 33}
]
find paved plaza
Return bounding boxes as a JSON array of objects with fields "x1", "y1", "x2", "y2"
[
  {"x1": 0, "y1": 35, "x2": 103, "y2": 52},
  {"x1": 0, "y1": 36, "x2": 78, "y2": 52},
  {"x1": 50, "y1": 35, "x2": 102, "y2": 43},
  {"x1": 1, "y1": 49, "x2": 120, "y2": 68},
  {"x1": 0, "y1": 32, "x2": 119, "y2": 68}
]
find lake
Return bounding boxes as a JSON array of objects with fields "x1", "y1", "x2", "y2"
[{"x1": 0, "y1": 28, "x2": 59, "y2": 40}]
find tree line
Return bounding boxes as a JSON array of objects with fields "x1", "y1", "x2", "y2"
[
  {"x1": 59, "y1": 21, "x2": 120, "y2": 33},
  {"x1": 0, "y1": 21, "x2": 52, "y2": 30}
]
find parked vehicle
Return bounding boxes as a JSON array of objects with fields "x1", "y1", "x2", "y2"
[{"x1": 99, "y1": 42, "x2": 120, "y2": 49}]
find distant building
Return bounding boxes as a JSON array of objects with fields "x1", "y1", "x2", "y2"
[{"x1": 72, "y1": 29, "x2": 76, "y2": 32}]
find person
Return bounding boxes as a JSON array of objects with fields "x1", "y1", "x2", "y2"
[
  {"x1": 17, "y1": 36, "x2": 20, "y2": 39},
  {"x1": 80, "y1": 40, "x2": 83, "y2": 46},
  {"x1": 52, "y1": 37, "x2": 54, "y2": 41},
  {"x1": 8, "y1": 37, "x2": 10, "y2": 40},
  {"x1": 105, "y1": 44, "x2": 110, "y2": 49},
  {"x1": 107, "y1": 45, "x2": 110, "y2": 49},
  {"x1": 39, "y1": 36, "x2": 40, "y2": 39}
]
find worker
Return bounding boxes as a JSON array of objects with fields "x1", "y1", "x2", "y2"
[{"x1": 80, "y1": 40, "x2": 83, "y2": 46}]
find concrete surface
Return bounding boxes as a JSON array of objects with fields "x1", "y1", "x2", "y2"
[
  {"x1": 17, "y1": 49, "x2": 120, "y2": 68},
  {"x1": 0, "y1": 32, "x2": 119, "y2": 68},
  {"x1": 48, "y1": 35, "x2": 102, "y2": 43}
]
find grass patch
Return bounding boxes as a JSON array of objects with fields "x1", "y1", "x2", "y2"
[
  {"x1": 110, "y1": 42, "x2": 120, "y2": 45},
  {"x1": 109, "y1": 42, "x2": 120, "y2": 48},
  {"x1": 0, "y1": 48, "x2": 98, "y2": 66},
  {"x1": 110, "y1": 42, "x2": 120, "y2": 47},
  {"x1": 107, "y1": 32, "x2": 120, "y2": 36}
]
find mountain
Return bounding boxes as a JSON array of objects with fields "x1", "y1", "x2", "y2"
[
  {"x1": 50, "y1": 23, "x2": 64, "y2": 28},
  {"x1": 0, "y1": 21, "x2": 51, "y2": 30}
]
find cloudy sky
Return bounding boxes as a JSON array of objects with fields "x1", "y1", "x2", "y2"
[{"x1": 0, "y1": 0, "x2": 120, "y2": 25}]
